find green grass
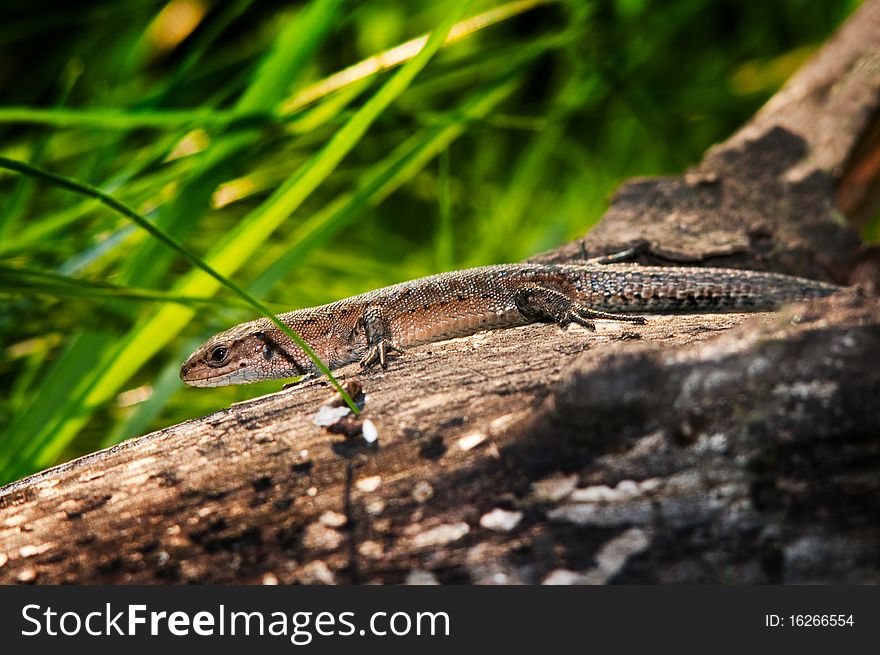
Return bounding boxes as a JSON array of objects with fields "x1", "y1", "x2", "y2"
[{"x1": 0, "y1": 0, "x2": 863, "y2": 484}]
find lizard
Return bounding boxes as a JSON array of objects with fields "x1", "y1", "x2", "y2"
[{"x1": 179, "y1": 261, "x2": 840, "y2": 388}]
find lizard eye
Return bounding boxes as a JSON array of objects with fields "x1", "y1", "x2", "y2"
[{"x1": 207, "y1": 345, "x2": 230, "y2": 366}]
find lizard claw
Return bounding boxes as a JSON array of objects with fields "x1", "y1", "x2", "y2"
[
  {"x1": 360, "y1": 340, "x2": 401, "y2": 369},
  {"x1": 565, "y1": 309, "x2": 596, "y2": 331}
]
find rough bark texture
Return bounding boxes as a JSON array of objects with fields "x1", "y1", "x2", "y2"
[{"x1": 1, "y1": 1, "x2": 879, "y2": 585}]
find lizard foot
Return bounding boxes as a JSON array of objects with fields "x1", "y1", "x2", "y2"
[{"x1": 356, "y1": 304, "x2": 401, "y2": 369}]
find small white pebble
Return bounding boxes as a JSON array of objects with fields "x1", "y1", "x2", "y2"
[
  {"x1": 0, "y1": 553, "x2": 8, "y2": 567},
  {"x1": 480, "y1": 508, "x2": 523, "y2": 532},
  {"x1": 312, "y1": 405, "x2": 350, "y2": 427},
  {"x1": 458, "y1": 432, "x2": 487, "y2": 451},
  {"x1": 19, "y1": 543, "x2": 51, "y2": 558},
  {"x1": 356, "y1": 475, "x2": 382, "y2": 492},
  {"x1": 306, "y1": 486, "x2": 318, "y2": 497},
  {"x1": 412, "y1": 522, "x2": 470, "y2": 548},
  {"x1": 262, "y1": 573, "x2": 279, "y2": 585},
  {"x1": 319, "y1": 510, "x2": 347, "y2": 528},
  {"x1": 17, "y1": 568, "x2": 38, "y2": 583},
  {"x1": 362, "y1": 419, "x2": 378, "y2": 444}
]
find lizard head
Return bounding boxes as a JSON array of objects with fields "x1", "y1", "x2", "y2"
[{"x1": 179, "y1": 320, "x2": 313, "y2": 387}]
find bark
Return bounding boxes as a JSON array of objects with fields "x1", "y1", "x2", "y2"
[{"x1": 1, "y1": 1, "x2": 879, "y2": 585}]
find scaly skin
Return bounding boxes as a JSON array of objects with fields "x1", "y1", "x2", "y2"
[{"x1": 179, "y1": 263, "x2": 839, "y2": 387}]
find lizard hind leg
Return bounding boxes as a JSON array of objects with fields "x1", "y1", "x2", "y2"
[
  {"x1": 514, "y1": 285, "x2": 596, "y2": 331},
  {"x1": 513, "y1": 285, "x2": 648, "y2": 331},
  {"x1": 357, "y1": 304, "x2": 402, "y2": 369}
]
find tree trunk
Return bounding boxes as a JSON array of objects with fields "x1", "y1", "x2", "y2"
[{"x1": 1, "y1": 1, "x2": 878, "y2": 585}]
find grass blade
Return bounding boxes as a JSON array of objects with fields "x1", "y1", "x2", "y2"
[
  {"x1": 0, "y1": 264, "x2": 245, "y2": 308},
  {"x1": 251, "y1": 75, "x2": 519, "y2": 295}
]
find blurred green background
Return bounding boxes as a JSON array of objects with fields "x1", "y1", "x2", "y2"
[{"x1": 0, "y1": 0, "x2": 862, "y2": 484}]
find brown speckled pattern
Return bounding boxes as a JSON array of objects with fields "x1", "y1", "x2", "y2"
[{"x1": 180, "y1": 263, "x2": 839, "y2": 386}]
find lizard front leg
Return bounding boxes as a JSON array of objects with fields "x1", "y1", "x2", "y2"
[
  {"x1": 355, "y1": 304, "x2": 402, "y2": 368},
  {"x1": 513, "y1": 285, "x2": 648, "y2": 329}
]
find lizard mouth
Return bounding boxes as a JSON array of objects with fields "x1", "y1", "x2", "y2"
[{"x1": 180, "y1": 365, "x2": 265, "y2": 387}]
